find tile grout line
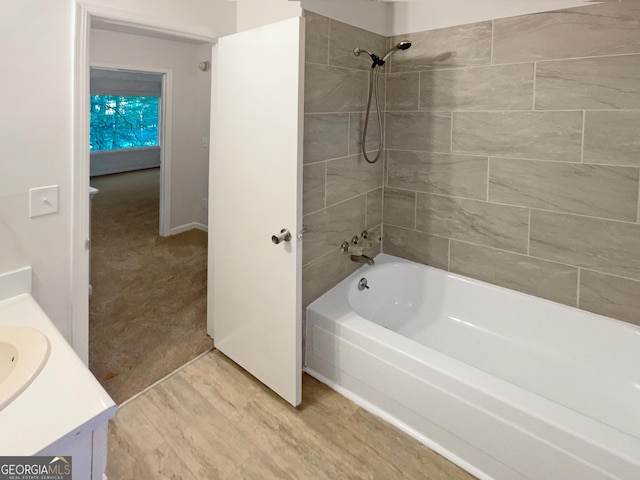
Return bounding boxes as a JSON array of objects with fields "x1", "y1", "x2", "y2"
[
  {"x1": 535, "y1": 51, "x2": 640, "y2": 64},
  {"x1": 348, "y1": 113, "x2": 352, "y2": 156},
  {"x1": 312, "y1": 149, "x2": 637, "y2": 168},
  {"x1": 486, "y1": 158, "x2": 491, "y2": 201},
  {"x1": 379, "y1": 150, "x2": 385, "y2": 241},
  {"x1": 446, "y1": 237, "x2": 640, "y2": 284},
  {"x1": 578, "y1": 266, "x2": 640, "y2": 284},
  {"x1": 414, "y1": 191, "x2": 418, "y2": 230},
  {"x1": 384, "y1": 108, "x2": 640, "y2": 114},
  {"x1": 364, "y1": 189, "x2": 369, "y2": 229},
  {"x1": 637, "y1": 168, "x2": 640, "y2": 223},
  {"x1": 417, "y1": 69, "x2": 421, "y2": 110},
  {"x1": 323, "y1": 161, "x2": 328, "y2": 209},
  {"x1": 384, "y1": 147, "x2": 637, "y2": 168},
  {"x1": 305, "y1": 188, "x2": 376, "y2": 219},
  {"x1": 450, "y1": 112, "x2": 454, "y2": 153},
  {"x1": 490, "y1": 19, "x2": 495, "y2": 66},
  {"x1": 303, "y1": 244, "x2": 343, "y2": 269},
  {"x1": 390, "y1": 52, "x2": 640, "y2": 76},
  {"x1": 326, "y1": 18, "x2": 330, "y2": 66},
  {"x1": 355, "y1": 185, "x2": 640, "y2": 225}
]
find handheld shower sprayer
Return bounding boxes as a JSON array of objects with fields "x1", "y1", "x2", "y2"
[{"x1": 353, "y1": 41, "x2": 412, "y2": 163}]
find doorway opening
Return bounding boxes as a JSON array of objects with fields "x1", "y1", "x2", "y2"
[{"x1": 74, "y1": 8, "x2": 216, "y2": 403}]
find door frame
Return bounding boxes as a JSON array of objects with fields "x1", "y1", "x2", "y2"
[
  {"x1": 89, "y1": 62, "x2": 174, "y2": 237},
  {"x1": 72, "y1": 3, "x2": 218, "y2": 364}
]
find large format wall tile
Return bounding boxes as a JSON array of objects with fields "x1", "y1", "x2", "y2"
[
  {"x1": 303, "y1": 195, "x2": 366, "y2": 265},
  {"x1": 450, "y1": 241, "x2": 578, "y2": 306},
  {"x1": 302, "y1": 249, "x2": 358, "y2": 308},
  {"x1": 530, "y1": 210, "x2": 640, "y2": 281},
  {"x1": 366, "y1": 188, "x2": 383, "y2": 228},
  {"x1": 389, "y1": 21, "x2": 492, "y2": 72},
  {"x1": 304, "y1": 11, "x2": 329, "y2": 65},
  {"x1": 303, "y1": 113, "x2": 349, "y2": 163},
  {"x1": 349, "y1": 112, "x2": 384, "y2": 156},
  {"x1": 383, "y1": 188, "x2": 416, "y2": 229},
  {"x1": 326, "y1": 154, "x2": 383, "y2": 206},
  {"x1": 305, "y1": 63, "x2": 369, "y2": 113},
  {"x1": 387, "y1": 150, "x2": 488, "y2": 200},
  {"x1": 584, "y1": 111, "x2": 640, "y2": 166},
  {"x1": 382, "y1": 225, "x2": 449, "y2": 270},
  {"x1": 489, "y1": 158, "x2": 639, "y2": 221},
  {"x1": 452, "y1": 111, "x2": 583, "y2": 161},
  {"x1": 386, "y1": 73, "x2": 420, "y2": 111},
  {"x1": 579, "y1": 270, "x2": 640, "y2": 326},
  {"x1": 303, "y1": 163, "x2": 325, "y2": 215},
  {"x1": 535, "y1": 55, "x2": 640, "y2": 110},
  {"x1": 329, "y1": 19, "x2": 386, "y2": 71},
  {"x1": 385, "y1": 112, "x2": 451, "y2": 152},
  {"x1": 416, "y1": 193, "x2": 529, "y2": 253},
  {"x1": 493, "y1": 2, "x2": 640, "y2": 63},
  {"x1": 420, "y1": 63, "x2": 534, "y2": 111}
]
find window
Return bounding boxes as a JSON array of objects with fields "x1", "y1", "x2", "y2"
[{"x1": 90, "y1": 95, "x2": 159, "y2": 151}]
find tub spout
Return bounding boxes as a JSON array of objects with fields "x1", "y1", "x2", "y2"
[{"x1": 350, "y1": 254, "x2": 375, "y2": 266}]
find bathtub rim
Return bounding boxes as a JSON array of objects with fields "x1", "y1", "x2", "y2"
[{"x1": 310, "y1": 253, "x2": 640, "y2": 339}]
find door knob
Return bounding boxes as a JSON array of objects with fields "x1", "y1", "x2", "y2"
[{"x1": 272, "y1": 228, "x2": 292, "y2": 244}]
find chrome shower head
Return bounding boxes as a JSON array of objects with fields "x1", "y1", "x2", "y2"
[{"x1": 381, "y1": 40, "x2": 412, "y2": 62}]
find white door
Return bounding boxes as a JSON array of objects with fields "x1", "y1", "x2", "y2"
[{"x1": 208, "y1": 17, "x2": 304, "y2": 407}]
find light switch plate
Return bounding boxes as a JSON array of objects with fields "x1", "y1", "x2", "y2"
[{"x1": 29, "y1": 185, "x2": 59, "y2": 218}]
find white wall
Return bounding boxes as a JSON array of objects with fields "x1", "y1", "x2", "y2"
[
  {"x1": 301, "y1": 0, "x2": 594, "y2": 35},
  {"x1": 236, "y1": 0, "x2": 302, "y2": 32},
  {"x1": 390, "y1": 0, "x2": 594, "y2": 34},
  {"x1": 90, "y1": 147, "x2": 161, "y2": 176},
  {"x1": 90, "y1": 28, "x2": 212, "y2": 229},
  {"x1": 302, "y1": 0, "x2": 391, "y2": 35},
  {"x1": 0, "y1": 0, "x2": 233, "y2": 344}
]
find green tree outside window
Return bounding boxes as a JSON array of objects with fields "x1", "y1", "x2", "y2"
[{"x1": 90, "y1": 95, "x2": 159, "y2": 151}]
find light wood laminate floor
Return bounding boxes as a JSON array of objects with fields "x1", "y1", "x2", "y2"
[{"x1": 107, "y1": 350, "x2": 477, "y2": 480}]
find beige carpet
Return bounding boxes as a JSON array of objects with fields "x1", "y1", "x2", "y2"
[{"x1": 89, "y1": 168, "x2": 212, "y2": 404}]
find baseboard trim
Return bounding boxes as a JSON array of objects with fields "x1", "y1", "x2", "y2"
[{"x1": 170, "y1": 222, "x2": 208, "y2": 235}]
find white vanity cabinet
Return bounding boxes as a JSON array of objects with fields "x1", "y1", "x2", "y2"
[
  {"x1": 37, "y1": 421, "x2": 109, "y2": 479},
  {"x1": 0, "y1": 267, "x2": 117, "y2": 479}
]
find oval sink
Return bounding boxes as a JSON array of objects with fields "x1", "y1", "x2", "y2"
[{"x1": 0, "y1": 326, "x2": 50, "y2": 411}]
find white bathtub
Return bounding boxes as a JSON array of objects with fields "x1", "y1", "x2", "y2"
[{"x1": 305, "y1": 254, "x2": 640, "y2": 480}]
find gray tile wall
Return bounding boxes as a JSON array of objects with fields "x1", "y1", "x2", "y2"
[
  {"x1": 382, "y1": 1, "x2": 640, "y2": 326},
  {"x1": 302, "y1": 12, "x2": 384, "y2": 309}
]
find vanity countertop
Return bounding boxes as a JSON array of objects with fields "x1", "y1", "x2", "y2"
[{"x1": 0, "y1": 267, "x2": 117, "y2": 455}]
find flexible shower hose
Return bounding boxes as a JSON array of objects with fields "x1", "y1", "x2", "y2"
[{"x1": 361, "y1": 66, "x2": 383, "y2": 164}]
